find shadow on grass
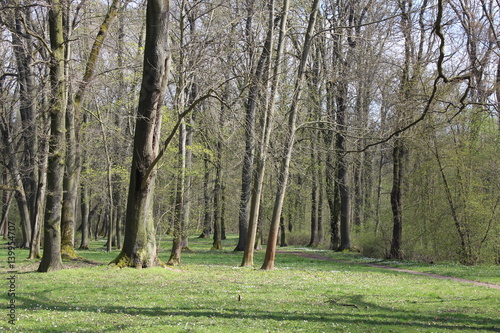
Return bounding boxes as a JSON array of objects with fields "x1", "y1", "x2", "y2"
[{"x1": 16, "y1": 291, "x2": 500, "y2": 332}]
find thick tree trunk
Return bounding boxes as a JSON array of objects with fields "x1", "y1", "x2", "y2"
[
  {"x1": 38, "y1": 0, "x2": 66, "y2": 272},
  {"x1": 111, "y1": 0, "x2": 170, "y2": 268}
]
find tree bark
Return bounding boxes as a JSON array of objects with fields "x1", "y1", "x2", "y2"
[{"x1": 38, "y1": 0, "x2": 66, "y2": 272}]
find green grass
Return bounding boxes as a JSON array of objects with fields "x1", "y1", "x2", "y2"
[{"x1": 1, "y1": 235, "x2": 499, "y2": 332}]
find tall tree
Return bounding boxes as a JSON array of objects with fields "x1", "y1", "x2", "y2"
[
  {"x1": 261, "y1": 0, "x2": 320, "y2": 270},
  {"x1": 389, "y1": 0, "x2": 427, "y2": 259},
  {"x1": 38, "y1": 0, "x2": 67, "y2": 272},
  {"x1": 111, "y1": 0, "x2": 171, "y2": 268},
  {"x1": 235, "y1": 0, "x2": 259, "y2": 252},
  {"x1": 240, "y1": 0, "x2": 278, "y2": 266}
]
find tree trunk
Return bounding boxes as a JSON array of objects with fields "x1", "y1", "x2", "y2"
[
  {"x1": 261, "y1": 0, "x2": 320, "y2": 270},
  {"x1": 199, "y1": 155, "x2": 212, "y2": 238},
  {"x1": 79, "y1": 179, "x2": 90, "y2": 249},
  {"x1": 12, "y1": 8, "x2": 38, "y2": 235},
  {"x1": 111, "y1": 0, "x2": 170, "y2": 268},
  {"x1": 279, "y1": 215, "x2": 287, "y2": 247},
  {"x1": 212, "y1": 99, "x2": 226, "y2": 250},
  {"x1": 235, "y1": 0, "x2": 259, "y2": 252},
  {"x1": 240, "y1": 0, "x2": 288, "y2": 266},
  {"x1": 61, "y1": 129, "x2": 79, "y2": 258},
  {"x1": 115, "y1": 191, "x2": 122, "y2": 249},
  {"x1": 389, "y1": 137, "x2": 405, "y2": 259},
  {"x1": 181, "y1": 114, "x2": 193, "y2": 250},
  {"x1": 167, "y1": 120, "x2": 186, "y2": 265},
  {"x1": 29, "y1": 116, "x2": 49, "y2": 259},
  {"x1": 307, "y1": 136, "x2": 319, "y2": 247},
  {"x1": 335, "y1": 82, "x2": 351, "y2": 252},
  {"x1": 61, "y1": 0, "x2": 122, "y2": 259},
  {"x1": 38, "y1": 0, "x2": 66, "y2": 272},
  {"x1": 1, "y1": 170, "x2": 13, "y2": 239},
  {"x1": 212, "y1": 162, "x2": 223, "y2": 250}
]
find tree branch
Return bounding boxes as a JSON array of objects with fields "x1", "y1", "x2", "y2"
[
  {"x1": 349, "y1": 0, "x2": 471, "y2": 154},
  {"x1": 140, "y1": 90, "x2": 223, "y2": 190}
]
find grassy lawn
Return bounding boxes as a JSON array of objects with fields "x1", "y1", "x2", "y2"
[{"x1": 1, "y1": 235, "x2": 499, "y2": 332}]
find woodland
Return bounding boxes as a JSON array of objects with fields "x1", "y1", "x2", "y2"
[{"x1": 0, "y1": 0, "x2": 499, "y2": 273}]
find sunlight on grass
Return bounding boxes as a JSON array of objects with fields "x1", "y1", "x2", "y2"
[{"x1": 1, "y1": 236, "x2": 499, "y2": 332}]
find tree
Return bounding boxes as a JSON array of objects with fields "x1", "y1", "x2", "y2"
[
  {"x1": 261, "y1": 0, "x2": 320, "y2": 270},
  {"x1": 111, "y1": 0, "x2": 171, "y2": 268},
  {"x1": 38, "y1": 0, "x2": 66, "y2": 272}
]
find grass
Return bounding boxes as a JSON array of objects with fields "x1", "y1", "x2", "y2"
[{"x1": 1, "y1": 235, "x2": 499, "y2": 332}]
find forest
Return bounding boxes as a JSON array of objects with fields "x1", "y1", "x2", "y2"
[{"x1": 1, "y1": 0, "x2": 499, "y2": 273}]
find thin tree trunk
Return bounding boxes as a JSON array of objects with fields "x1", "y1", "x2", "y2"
[
  {"x1": 241, "y1": 0, "x2": 285, "y2": 266},
  {"x1": 389, "y1": 137, "x2": 405, "y2": 259},
  {"x1": 261, "y1": 0, "x2": 320, "y2": 270},
  {"x1": 79, "y1": 179, "x2": 89, "y2": 249},
  {"x1": 29, "y1": 116, "x2": 49, "y2": 259},
  {"x1": 115, "y1": 191, "x2": 122, "y2": 249},
  {"x1": 198, "y1": 155, "x2": 212, "y2": 238},
  {"x1": 212, "y1": 160, "x2": 223, "y2": 250},
  {"x1": 307, "y1": 136, "x2": 319, "y2": 247},
  {"x1": 1, "y1": 170, "x2": 13, "y2": 239},
  {"x1": 167, "y1": 120, "x2": 186, "y2": 265},
  {"x1": 212, "y1": 98, "x2": 226, "y2": 250},
  {"x1": 279, "y1": 215, "x2": 287, "y2": 247},
  {"x1": 235, "y1": 0, "x2": 258, "y2": 252},
  {"x1": 181, "y1": 114, "x2": 193, "y2": 250},
  {"x1": 335, "y1": 82, "x2": 351, "y2": 252},
  {"x1": 12, "y1": 8, "x2": 38, "y2": 232}
]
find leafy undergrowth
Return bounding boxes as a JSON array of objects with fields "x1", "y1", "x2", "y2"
[{"x1": 1, "y1": 236, "x2": 499, "y2": 332}]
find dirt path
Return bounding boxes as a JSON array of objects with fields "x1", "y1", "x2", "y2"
[{"x1": 281, "y1": 251, "x2": 500, "y2": 290}]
